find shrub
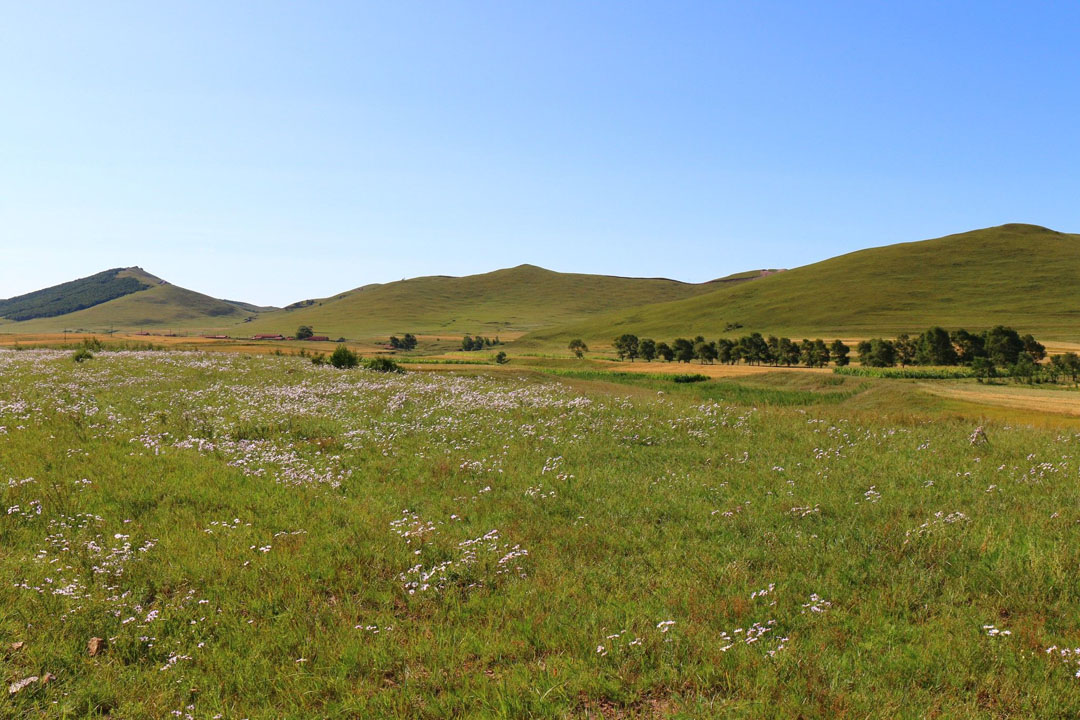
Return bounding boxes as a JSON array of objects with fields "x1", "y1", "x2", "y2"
[
  {"x1": 672, "y1": 373, "x2": 708, "y2": 383},
  {"x1": 329, "y1": 345, "x2": 359, "y2": 369},
  {"x1": 494, "y1": 351, "x2": 508, "y2": 364},
  {"x1": 364, "y1": 356, "x2": 403, "y2": 373},
  {"x1": 296, "y1": 326, "x2": 314, "y2": 340},
  {"x1": 72, "y1": 348, "x2": 94, "y2": 363},
  {"x1": 311, "y1": 353, "x2": 327, "y2": 366}
]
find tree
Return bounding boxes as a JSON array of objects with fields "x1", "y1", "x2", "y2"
[
  {"x1": 296, "y1": 325, "x2": 314, "y2": 340},
  {"x1": 860, "y1": 338, "x2": 896, "y2": 367},
  {"x1": 767, "y1": 336, "x2": 780, "y2": 366},
  {"x1": 614, "y1": 334, "x2": 640, "y2": 361},
  {"x1": 568, "y1": 338, "x2": 588, "y2": 359},
  {"x1": 639, "y1": 338, "x2": 657, "y2": 362},
  {"x1": 716, "y1": 338, "x2": 735, "y2": 364},
  {"x1": 951, "y1": 329, "x2": 985, "y2": 365},
  {"x1": 1054, "y1": 352, "x2": 1080, "y2": 384},
  {"x1": 494, "y1": 351, "x2": 508, "y2": 364},
  {"x1": 971, "y1": 356, "x2": 997, "y2": 382},
  {"x1": 914, "y1": 326, "x2": 958, "y2": 366},
  {"x1": 738, "y1": 333, "x2": 769, "y2": 365},
  {"x1": 329, "y1": 344, "x2": 359, "y2": 369},
  {"x1": 777, "y1": 338, "x2": 798, "y2": 367},
  {"x1": 694, "y1": 340, "x2": 718, "y2": 364},
  {"x1": 812, "y1": 339, "x2": 830, "y2": 367},
  {"x1": 1010, "y1": 353, "x2": 1037, "y2": 384},
  {"x1": 1022, "y1": 334, "x2": 1046, "y2": 362},
  {"x1": 402, "y1": 333, "x2": 418, "y2": 350},
  {"x1": 672, "y1": 338, "x2": 695, "y2": 364},
  {"x1": 857, "y1": 340, "x2": 873, "y2": 365},
  {"x1": 830, "y1": 339, "x2": 850, "y2": 367},
  {"x1": 462, "y1": 335, "x2": 475, "y2": 352},
  {"x1": 656, "y1": 342, "x2": 674, "y2": 362},
  {"x1": 894, "y1": 334, "x2": 917, "y2": 367},
  {"x1": 984, "y1": 326, "x2": 1025, "y2": 367},
  {"x1": 389, "y1": 335, "x2": 402, "y2": 349}
]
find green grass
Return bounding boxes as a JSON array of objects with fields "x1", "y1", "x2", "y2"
[
  {"x1": 239, "y1": 264, "x2": 730, "y2": 340},
  {"x1": 537, "y1": 368, "x2": 861, "y2": 406},
  {"x1": 835, "y1": 366, "x2": 978, "y2": 379},
  {"x1": 523, "y1": 224, "x2": 1080, "y2": 345},
  {"x1": 6, "y1": 344, "x2": 1080, "y2": 717}
]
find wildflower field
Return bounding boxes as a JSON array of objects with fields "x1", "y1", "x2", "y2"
[{"x1": 4, "y1": 350, "x2": 1080, "y2": 718}]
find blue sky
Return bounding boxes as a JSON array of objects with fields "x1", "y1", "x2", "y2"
[{"x1": 2, "y1": 2, "x2": 1078, "y2": 306}]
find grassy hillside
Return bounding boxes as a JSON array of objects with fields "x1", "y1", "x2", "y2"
[
  {"x1": 0, "y1": 268, "x2": 149, "y2": 321},
  {"x1": 524, "y1": 224, "x2": 1080, "y2": 345},
  {"x1": 243, "y1": 264, "x2": 747, "y2": 339},
  {"x1": 0, "y1": 268, "x2": 253, "y2": 333}
]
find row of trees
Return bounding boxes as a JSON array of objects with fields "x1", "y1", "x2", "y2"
[
  {"x1": 606, "y1": 333, "x2": 850, "y2": 367},
  {"x1": 587, "y1": 326, "x2": 1051, "y2": 371},
  {"x1": 856, "y1": 326, "x2": 1044, "y2": 368},
  {"x1": 389, "y1": 333, "x2": 418, "y2": 350},
  {"x1": 462, "y1": 335, "x2": 502, "y2": 351}
]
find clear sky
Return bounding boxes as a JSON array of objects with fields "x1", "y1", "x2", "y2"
[{"x1": 2, "y1": 2, "x2": 1078, "y2": 306}]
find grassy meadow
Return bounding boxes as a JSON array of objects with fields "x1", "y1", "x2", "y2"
[{"x1": 5, "y1": 349, "x2": 1080, "y2": 718}]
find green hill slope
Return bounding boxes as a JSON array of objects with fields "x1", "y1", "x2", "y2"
[
  {"x1": 0, "y1": 268, "x2": 150, "y2": 321},
  {"x1": 523, "y1": 224, "x2": 1080, "y2": 345},
  {"x1": 243, "y1": 264, "x2": 754, "y2": 339},
  {"x1": 0, "y1": 268, "x2": 254, "y2": 333}
]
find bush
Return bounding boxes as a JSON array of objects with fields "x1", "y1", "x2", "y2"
[
  {"x1": 311, "y1": 353, "x2": 327, "y2": 366},
  {"x1": 672, "y1": 373, "x2": 708, "y2": 383},
  {"x1": 494, "y1": 351, "x2": 508, "y2": 364},
  {"x1": 364, "y1": 356, "x2": 404, "y2": 373},
  {"x1": 329, "y1": 345, "x2": 359, "y2": 369},
  {"x1": 72, "y1": 348, "x2": 94, "y2": 363}
]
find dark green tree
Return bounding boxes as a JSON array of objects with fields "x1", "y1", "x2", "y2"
[
  {"x1": 656, "y1": 342, "x2": 674, "y2": 362},
  {"x1": 614, "y1": 334, "x2": 640, "y2": 361},
  {"x1": 716, "y1": 338, "x2": 735, "y2": 364},
  {"x1": 568, "y1": 338, "x2": 588, "y2": 359},
  {"x1": 1010, "y1": 353, "x2": 1037, "y2": 384},
  {"x1": 915, "y1": 327, "x2": 958, "y2": 366},
  {"x1": 894, "y1": 334, "x2": 917, "y2": 367},
  {"x1": 296, "y1": 325, "x2": 314, "y2": 340},
  {"x1": 639, "y1": 338, "x2": 657, "y2": 362},
  {"x1": 951, "y1": 329, "x2": 986, "y2": 365},
  {"x1": 860, "y1": 338, "x2": 896, "y2": 367},
  {"x1": 1021, "y1": 334, "x2": 1046, "y2": 362},
  {"x1": 672, "y1": 338, "x2": 695, "y2": 363},
  {"x1": 812, "y1": 339, "x2": 831, "y2": 367},
  {"x1": 830, "y1": 339, "x2": 850, "y2": 366},
  {"x1": 984, "y1": 326, "x2": 1025, "y2": 366}
]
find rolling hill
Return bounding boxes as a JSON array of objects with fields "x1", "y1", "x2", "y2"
[
  {"x1": 0, "y1": 268, "x2": 258, "y2": 333},
  {"x1": 241, "y1": 265, "x2": 769, "y2": 339},
  {"x1": 522, "y1": 224, "x2": 1080, "y2": 345}
]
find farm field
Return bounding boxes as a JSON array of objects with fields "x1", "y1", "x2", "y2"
[{"x1": 5, "y1": 349, "x2": 1080, "y2": 718}]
